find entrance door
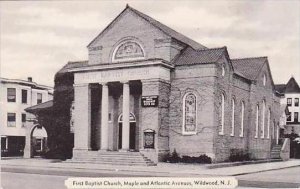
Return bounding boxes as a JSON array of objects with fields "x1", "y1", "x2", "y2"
[
  {"x1": 129, "y1": 123, "x2": 136, "y2": 150},
  {"x1": 118, "y1": 123, "x2": 136, "y2": 150}
]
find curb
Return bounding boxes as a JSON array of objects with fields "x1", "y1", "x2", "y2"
[{"x1": 206, "y1": 159, "x2": 282, "y2": 169}]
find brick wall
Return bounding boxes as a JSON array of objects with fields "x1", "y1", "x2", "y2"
[
  {"x1": 88, "y1": 9, "x2": 184, "y2": 65},
  {"x1": 169, "y1": 64, "x2": 216, "y2": 158}
]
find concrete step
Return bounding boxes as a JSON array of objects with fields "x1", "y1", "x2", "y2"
[
  {"x1": 74, "y1": 154, "x2": 146, "y2": 158},
  {"x1": 72, "y1": 158, "x2": 148, "y2": 163},
  {"x1": 70, "y1": 151, "x2": 155, "y2": 166},
  {"x1": 67, "y1": 159, "x2": 156, "y2": 166}
]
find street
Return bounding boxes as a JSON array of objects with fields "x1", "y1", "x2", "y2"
[
  {"x1": 1, "y1": 166, "x2": 300, "y2": 189},
  {"x1": 1, "y1": 172, "x2": 68, "y2": 189},
  {"x1": 237, "y1": 166, "x2": 300, "y2": 188}
]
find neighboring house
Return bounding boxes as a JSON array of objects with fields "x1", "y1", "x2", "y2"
[
  {"x1": 0, "y1": 77, "x2": 53, "y2": 156},
  {"x1": 275, "y1": 77, "x2": 300, "y2": 135},
  {"x1": 24, "y1": 5, "x2": 284, "y2": 163}
]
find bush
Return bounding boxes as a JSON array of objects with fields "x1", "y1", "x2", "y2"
[
  {"x1": 166, "y1": 149, "x2": 180, "y2": 163},
  {"x1": 229, "y1": 149, "x2": 250, "y2": 162},
  {"x1": 196, "y1": 154, "x2": 212, "y2": 164},
  {"x1": 165, "y1": 149, "x2": 212, "y2": 164}
]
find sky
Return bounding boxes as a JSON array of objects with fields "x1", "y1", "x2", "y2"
[{"x1": 0, "y1": 0, "x2": 299, "y2": 87}]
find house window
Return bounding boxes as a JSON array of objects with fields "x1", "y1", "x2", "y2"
[
  {"x1": 219, "y1": 93, "x2": 225, "y2": 135},
  {"x1": 7, "y1": 88, "x2": 16, "y2": 102},
  {"x1": 22, "y1": 89, "x2": 28, "y2": 104},
  {"x1": 183, "y1": 93, "x2": 197, "y2": 134},
  {"x1": 240, "y1": 101, "x2": 245, "y2": 137},
  {"x1": 287, "y1": 112, "x2": 291, "y2": 122},
  {"x1": 261, "y1": 100, "x2": 266, "y2": 138},
  {"x1": 37, "y1": 93, "x2": 42, "y2": 104},
  {"x1": 7, "y1": 113, "x2": 16, "y2": 127},
  {"x1": 295, "y1": 98, "x2": 299, "y2": 107},
  {"x1": 22, "y1": 113, "x2": 26, "y2": 127},
  {"x1": 287, "y1": 98, "x2": 292, "y2": 106},
  {"x1": 231, "y1": 98, "x2": 235, "y2": 136},
  {"x1": 295, "y1": 112, "x2": 299, "y2": 123},
  {"x1": 255, "y1": 105, "x2": 259, "y2": 138},
  {"x1": 1, "y1": 137, "x2": 8, "y2": 150}
]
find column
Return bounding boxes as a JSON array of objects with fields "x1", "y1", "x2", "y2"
[
  {"x1": 100, "y1": 83, "x2": 109, "y2": 150},
  {"x1": 73, "y1": 83, "x2": 91, "y2": 150},
  {"x1": 121, "y1": 81, "x2": 130, "y2": 150}
]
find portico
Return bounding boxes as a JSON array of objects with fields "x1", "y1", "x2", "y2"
[{"x1": 70, "y1": 60, "x2": 172, "y2": 159}]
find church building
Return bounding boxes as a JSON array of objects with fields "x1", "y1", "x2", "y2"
[{"x1": 63, "y1": 5, "x2": 283, "y2": 163}]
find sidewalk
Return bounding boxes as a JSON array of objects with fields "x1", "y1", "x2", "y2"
[{"x1": 1, "y1": 157, "x2": 300, "y2": 176}]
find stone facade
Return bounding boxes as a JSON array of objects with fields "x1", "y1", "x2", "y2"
[{"x1": 66, "y1": 5, "x2": 281, "y2": 163}]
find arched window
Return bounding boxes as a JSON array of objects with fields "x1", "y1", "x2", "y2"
[
  {"x1": 112, "y1": 40, "x2": 145, "y2": 62},
  {"x1": 183, "y1": 93, "x2": 197, "y2": 134},
  {"x1": 221, "y1": 65, "x2": 226, "y2": 76},
  {"x1": 255, "y1": 104, "x2": 259, "y2": 138},
  {"x1": 219, "y1": 93, "x2": 225, "y2": 135},
  {"x1": 263, "y1": 74, "x2": 266, "y2": 86},
  {"x1": 261, "y1": 100, "x2": 266, "y2": 138},
  {"x1": 240, "y1": 101, "x2": 245, "y2": 137},
  {"x1": 231, "y1": 98, "x2": 235, "y2": 136},
  {"x1": 267, "y1": 108, "x2": 271, "y2": 139}
]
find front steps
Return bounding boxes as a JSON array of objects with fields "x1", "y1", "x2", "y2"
[
  {"x1": 270, "y1": 145, "x2": 282, "y2": 159},
  {"x1": 67, "y1": 151, "x2": 156, "y2": 166}
]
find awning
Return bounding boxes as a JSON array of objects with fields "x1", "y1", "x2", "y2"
[{"x1": 25, "y1": 100, "x2": 53, "y2": 114}]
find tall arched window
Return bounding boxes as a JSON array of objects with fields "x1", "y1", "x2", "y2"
[
  {"x1": 261, "y1": 100, "x2": 266, "y2": 138},
  {"x1": 263, "y1": 74, "x2": 266, "y2": 86},
  {"x1": 183, "y1": 93, "x2": 197, "y2": 134},
  {"x1": 267, "y1": 108, "x2": 271, "y2": 139},
  {"x1": 255, "y1": 105, "x2": 259, "y2": 138},
  {"x1": 240, "y1": 101, "x2": 245, "y2": 137},
  {"x1": 231, "y1": 98, "x2": 235, "y2": 136},
  {"x1": 219, "y1": 93, "x2": 225, "y2": 135}
]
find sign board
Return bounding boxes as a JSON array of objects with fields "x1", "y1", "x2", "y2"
[
  {"x1": 144, "y1": 129, "x2": 155, "y2": 149},
  {"x1": 141, "y1": 96, "x2": 158, "y2": 107}
]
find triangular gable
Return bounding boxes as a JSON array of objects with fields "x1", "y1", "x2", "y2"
[
  {"x1": 263, "y1": 58, "x2": 276, "y2": 89},
  {"x1": 87, "y1": 5, "x2": 207, "y2": 50},
  {"x1": 231, "y1": 57, "x2": 267, "y2": 81},
  {"x1": 285, "y1": 77, "x2": 300, "y2": 93}
]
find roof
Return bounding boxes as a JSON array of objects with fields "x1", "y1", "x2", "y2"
[
  {"x1": 274, "y1": 84, "x2": 286, "y2": 94},
  {"x1": 285, "y1": 77, "x2": 300, "y2": 93},
  {"x1": 231, "y1": 57, "x2": 267, "y2": 80},
  {"x1": 88, "y1": 5, "x2": 207, "y2": 50},
  {"x1": 57, "y1": 60, "x2": 88, "y2": 74},
  {"x1": 25, "y1": 100, "x2": 53, "y2": 113},
  {"x1": 275, "y1": 77, "x2": 300, "y2": 94},
  {"x1": 0, "y1": 77, "x2": 53, "y2": 91},
  {"x1": 173, "y1": 47, "x2": 226, "y2": 65}
]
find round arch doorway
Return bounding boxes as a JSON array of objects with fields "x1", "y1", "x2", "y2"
[
  {"x1": 118, "y1": 113, "x2": 137, "y2": 151},
  {"x1": 32, "y1": 125, "x2": 47, "y2": 157}
]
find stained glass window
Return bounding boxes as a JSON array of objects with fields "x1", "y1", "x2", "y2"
[{"x1": 183, "y1": 93, "x2": 197, "y2": 134}]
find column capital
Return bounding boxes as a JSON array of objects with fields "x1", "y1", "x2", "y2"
[
  {"x1": 120, "y1": 80, "x2": 129, "y2": 84},
  {"x1": 99, "y1": 82, "x2": 108, "y2": 86}
]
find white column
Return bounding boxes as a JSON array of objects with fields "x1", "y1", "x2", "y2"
[
  {"x1": 73, "y1": 83, "x2": 91, "y2": 150},
  {"x1": 121, "y1": 81, "x2": 130, "y2": 150},
  {"x1": 100, "y1": 83, "x2": 109, "y2": 150}
]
